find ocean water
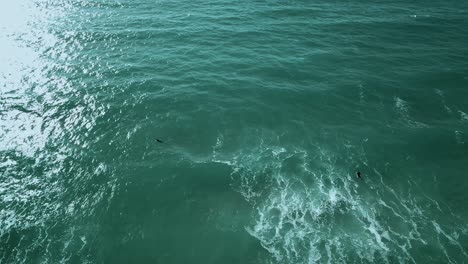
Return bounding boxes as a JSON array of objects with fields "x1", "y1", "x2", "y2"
[{"x1": 1, "y1": 0, "x2": 468, "y2": 263}]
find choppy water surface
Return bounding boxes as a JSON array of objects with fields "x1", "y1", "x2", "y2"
[{"x1": 1, "y1": 0, "x2": 468, "y2": 263}]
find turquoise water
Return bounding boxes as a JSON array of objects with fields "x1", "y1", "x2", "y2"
[{"x1": 1, "y1": 0, "x2": 468, "y2": 263}]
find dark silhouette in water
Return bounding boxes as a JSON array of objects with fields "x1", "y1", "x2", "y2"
[
  {"x1": 156, "y1": 139, "x2": 164, "y2": 143},
  {"x1": 356, "y1": 171, "x2": 362, "y2": 179}
]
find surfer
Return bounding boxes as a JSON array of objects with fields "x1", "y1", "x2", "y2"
[
  {"x1": 356, "y1": 171, "x2": 362, "y2": 179},
  {"x1": 156, "y1": 138, "x2": 164, "y2": 143}
]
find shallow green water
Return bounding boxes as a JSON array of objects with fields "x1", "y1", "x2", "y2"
[{"x1": 1, "y1": 0, "x2": 468, "y2": 263}]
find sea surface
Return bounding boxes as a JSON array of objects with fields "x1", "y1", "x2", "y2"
[{"x1": 1, "y1": 0, "x2": 468, "y2": 263}]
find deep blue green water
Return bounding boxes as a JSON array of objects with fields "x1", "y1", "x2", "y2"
[{"x1": 1, "y1": 0, "x2": 468, "y2": 263}]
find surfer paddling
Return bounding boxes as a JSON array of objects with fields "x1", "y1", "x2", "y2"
[
  {"x1": 356, "y1": 171, "x2": 362, "y2": 179},
  {"x1": 156, "y1": 138, "x2": 164, "y2": 143}
]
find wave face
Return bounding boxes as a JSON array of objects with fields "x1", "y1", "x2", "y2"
[{"x1": 1, "y1": 0, "x2": 468, "y2": 263}]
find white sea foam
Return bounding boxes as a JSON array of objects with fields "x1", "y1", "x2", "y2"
[
  {"x1": 459, "y1": 111, "x2": 468, "y2": 122},
  {"x1": 394, "y1": 97, "x2": 409, "y2": 116},
  {"x1": 207, "y1": 136, "x2": 468, "y2": 263},
  {"x1": 394, "y1": 97, "x2": 429, "y2": 128}
]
